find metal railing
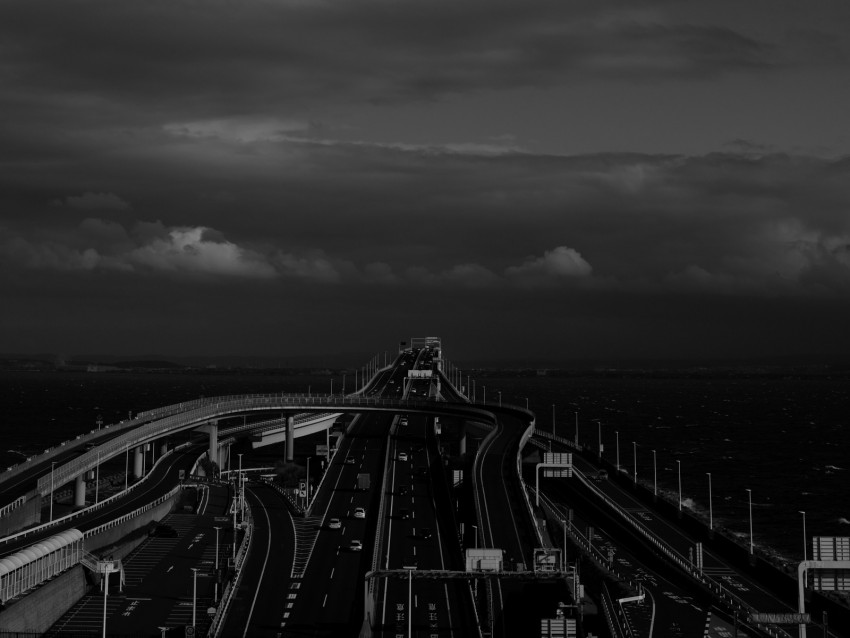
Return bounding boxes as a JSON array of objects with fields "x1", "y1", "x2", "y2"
[
  {"x1": 208, "y1": 501, "x2": 254, "y2": 638},
  {"x1": 34, "y1": 394, "x2": 500, "y2": 499},
  {"x1": 1, "y1": 441, "x2": 189, "y2": 547}
]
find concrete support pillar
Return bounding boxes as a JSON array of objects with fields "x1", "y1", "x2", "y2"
[
  {"x1": 286, "y1": 415, "x2": 294, "y2": 462},
  {"x1": 160, "y1": 442, "x2": 168, "y2": 456},
  {"x1": 460, "y1": 430, "x2": 467, "y2": 455},
  {"x1": 207, "y1": 421, "x2": 218, "y2": 467},
  {"x1": 74, "y1": 475, "x2": 86, "y2": 507},
  {"x1": 133, "y1": 446, "x2": 144, "y2": 479}
]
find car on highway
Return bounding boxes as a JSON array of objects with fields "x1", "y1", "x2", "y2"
[
  {"x1": 345, "y1": 456, "x2": 356, "y2": 464},
  {"x1": 419, "y1": 527, "x2": 432, "y2": 539},
  {"x1": 353, "y1": 507, "x2": 366, "y2": 519},
  {"x1": 398, "y1": 451, "x2": 408, "y2": 461},
  {"x1": 349, "y1": 539, "x2": 363, "y2": 551},
  {"x1": 398, "y1": 508, "x2": 410, "y2": 519},
  {"x1": 327, "y1": 518, "x2": 342, "y2": 530}
]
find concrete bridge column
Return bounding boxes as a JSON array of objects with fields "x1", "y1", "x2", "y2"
[
  {"x1": 160, "y1": 442, "x2": 168, "y2": 456},
  {"x1": 286, "y1": 415, "x2": 294, "y2": 462},
  {"x1": 74, "y1": 475, "x2": 86, "y2": 507},
  {"x1": 133, "y1": 446, "x2": 144, "y2": 479},
  {"x1": 459, "y1": 430, "x2": 467, "y2": 455},
  {"x1": 197, "y1": 421, "x2": 219, "y2": 470}
]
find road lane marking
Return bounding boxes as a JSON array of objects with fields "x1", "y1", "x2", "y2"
[{"x1": 323, "y1": 594, "x2": 328, "y2": 607}]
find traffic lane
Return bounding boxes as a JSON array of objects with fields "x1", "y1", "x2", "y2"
[
  {"x1": 478, "y1": 416, "x2": 530, "y2": 566},
  {"x1": 478, "y1": 415, "x2": 561, "y2": 637},
  {"x1": 377, "y1": 417, "x2": 462, "y2": 637},
  {"x1": 104, "y1": 487, "x2": 231, "y2": 636},
  {"x1": 237, "y1": 483, "x2": 298, "y2": 638},
  {"x1": 570, "y1": 456, "x2": 801, "y2": 618},
  {"x1": 540, "y1": 476, "x2": 711, "y2": 637},
  {"x1": 1, "y1": 444, "x2": 202, "y2": 557},
  {"x1": 284, "y1": 412, "x2": 392, "y2": 635}
]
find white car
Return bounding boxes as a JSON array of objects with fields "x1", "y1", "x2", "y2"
[
  {"x1": 349, "y1": 539, "x2": 363, "y2": 551},
  {"x1": 353, "y1": 507, "x2": 366, "y2": 519},
  {"x1": 398, "y1": 452, "x2": 408, "y2": 461},
  {"x1": 327, "y1": 518, "x2": 342, "y2": 530}
]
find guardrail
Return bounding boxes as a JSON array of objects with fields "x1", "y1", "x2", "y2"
[
  {"x1": 0, "y1": 495, "x2": 26, "y2": 518},
  {"x1": 369, "y1": 415, "x2": 398, "y2": 592},
  {"x1": 34, "y1": 394, "x2": 502, "y2": 499},
  {"x1": 534, "y1": 434, "x2": 791, "y2": 638},
  {"x1": 1, "y1": 440, "x2": 191, "y2": 548},
  {"x1": 0, "y1": 396, "x2": 219, "y2": 486},
  {"x1": 83, "y1": 484, "x2": 182, "y2": 540}
]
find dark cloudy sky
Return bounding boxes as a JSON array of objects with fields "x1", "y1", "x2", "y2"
[{"x1": 3, "y1": 0, "x2": 850, "y2": 363}]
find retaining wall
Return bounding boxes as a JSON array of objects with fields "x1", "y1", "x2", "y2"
[
  {"x1": 0, "y1": 565, "x2": 88, "y2": 634},
  {"x1": 85, "y1": 489, "x2": 181, "y2": 553},
  {"x1": 0, "y1": 496, "x2": 40, "y2": 538}
]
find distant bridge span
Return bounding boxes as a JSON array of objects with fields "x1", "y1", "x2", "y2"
[{"x1": 36, "y1": 394, "x2": 533, "y2": 496}]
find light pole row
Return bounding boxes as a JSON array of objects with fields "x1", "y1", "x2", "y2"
[{"x1": 567, "y1": 411, "x2": 811, "y2": 561}]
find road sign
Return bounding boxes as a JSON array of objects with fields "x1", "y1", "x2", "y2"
[
  {"x1": 749, "y1": 612, "x2": 810, "y2": 624},
  {"x1": 813, "y1": 536, "x2": 850, "y2": 561},
  {"x1": 543, "y1": 453, "x2": 572, "y2": 477}
]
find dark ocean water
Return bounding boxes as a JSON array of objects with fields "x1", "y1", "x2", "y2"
[
  {"x1": 482, "y1": 372, "x2": 850, "y2": 565},
  {"x1": 2, "y1": 369, "x2": 848, "y2": 565}
]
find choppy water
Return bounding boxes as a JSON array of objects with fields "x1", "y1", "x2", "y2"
[{"x1": 2, "y1": 369, "x2": 848, "y2": 565}]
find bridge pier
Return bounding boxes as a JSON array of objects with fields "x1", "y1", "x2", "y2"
[
  {"x1": 460, "y1": 430, "x2": 467, "y2": 455},
  {"x1": 74, "y1": 475, "x2": 86, "y2": 507},
  {"x1": 195, "y1": 421, "x2": 220, "y2": 472},
  {"x1": 133, "y1": 446, "x2": 144, "y2": 479},
  {"x1": 160, "y1": 441, "x2": 168, "y2": 456},
  {"x1": 286, "y1": 415, "x2": 294, "y2": 462}
]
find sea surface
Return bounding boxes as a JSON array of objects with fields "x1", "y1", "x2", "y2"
[{"x1": 1, "y1": 369, "x2": 848, "y2": 566}]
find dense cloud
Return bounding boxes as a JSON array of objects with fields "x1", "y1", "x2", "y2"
[{"x1": 2, "y1": 0, "x2": 850, "y2": 359}]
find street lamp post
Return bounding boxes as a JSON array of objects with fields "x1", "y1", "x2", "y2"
[
  {"x1": 94, "y1": 451, "x2": 100, "y2": 504},
  {"x1": 405, "y1": 567, "x2": 415, "y2": 637},
  {"x1": 652, "y1": 450, "x2": 657, "y2": 496},
  {"x1": 552, "y1": 404, "x2": 556, "y2": 436},
  {"x1": 574, "y1": 412, "x2": 579, "y2": 448},
  {"x1": 306, "y1": 457, "x2": 311, "y2": 506},
  {"x1": 191, "y1": 567, "x2": 199, "y2": 629},
  {"x1": 49, "y1": 461, "x2": 56, "y2": 522},
  {"x1": 596, "y1": 420, "x2": 602, "y2": 460},
  {"x1": 483, "y1": 386, "x2": 486, "y2": 405},
  {"x1": 237, "y1": 453, "x2": 244, "y2": 519},
  {"x1": 498, "y1": 391, "x2": 502, "y2": 407},
  {"x1": 676, "y1": 460, "x2": 682, "y2": 512},
  {"x1": 707, "y1": 473, "x2": 713, "y2": 530},
  {"x1": 800, "y1": 511, "x2": 807, "y2": 561},
  {"x1": 615, "y1": 431, "x2": 620, "y2": 472},
  {"x1": 213, "y1": 526, "x2": 221, "y2": 602},
  {"x1": 525, "y1": 397, "x2": 529, "y2": 409},
  {"x1": 746, "y1": 488, "x2": 754, "y2": 555},
  {"x1": 632, "y1": 441, "x2": 637, "y2": 484}
]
